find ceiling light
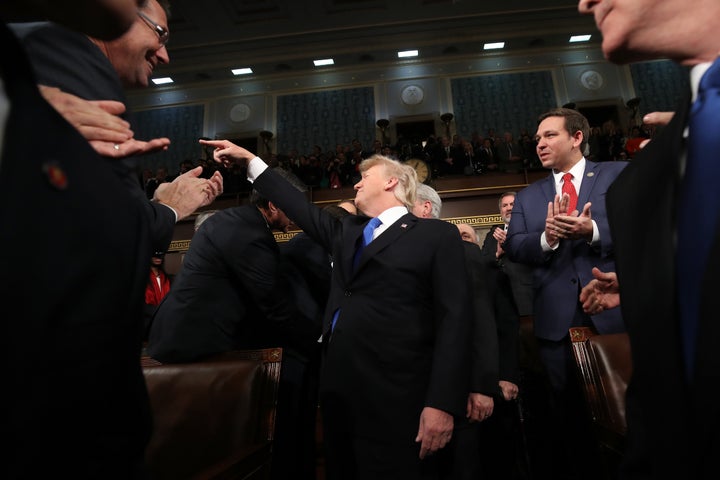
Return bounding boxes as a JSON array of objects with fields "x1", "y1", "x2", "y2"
[
  {"x1": 231, "y1": 67, "x2": 253, "y2": 75},
  {"x1": 151, "y1": 77, "x2": 174, "y2": 85},
  {"x1": 313, "y1": 58, "x2": 334, "y2": 66},
  {"x1": 398, "y1": 50, "x2": 418, "y2": 58},
  {"x1": 569, "y1": 34, "x2": 592, "y2": 43},
  {"x1": 483, "y1": 42, "x2": 505, "y2": 50}
]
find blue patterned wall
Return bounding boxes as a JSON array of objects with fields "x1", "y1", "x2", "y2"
[
  {"x1": 451, "y1": 71, "x2": 557, "y2": 139},
  {"x1": 630, "y1": 60, "x2": 689, "y2": 114},
  {"x1": 131, "y1": 104, "x2": 205, "y2": 175},
  {"x1": 277, "y1": 87, "x2": 376, "y2": 155}
]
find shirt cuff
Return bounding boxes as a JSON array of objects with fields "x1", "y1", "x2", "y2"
[
  {"x1": 247, "y1": 156, "x2": 268, "y2": 183},
  {"x1": 590, "y1": 220, "x2": 600, "y2": 245},
  {"x1": 160, "y1": 203, "x2": 178, "y2": 223},
  {"x1": 541, "y1": 231, "x2": 559, "y2": 251}
]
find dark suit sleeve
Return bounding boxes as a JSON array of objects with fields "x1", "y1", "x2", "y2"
[
  {"x1": 222, "y1": 226, "x2": 319, "y2": 355},
  {"x1": 464, "y1": 243, "x2": 501, "y2": 397},
  {"x1": 504, "y1": 189, "x2": 549, "y2": 265},
  {"x1": 253, "y1": 168, "x2": 339, "y2": 252}
]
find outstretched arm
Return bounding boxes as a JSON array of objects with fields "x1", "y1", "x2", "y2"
[{"x1": 579, "y1": 267, "x2": 620, "y2": 314}]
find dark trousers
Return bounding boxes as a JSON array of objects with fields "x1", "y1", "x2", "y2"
[
  {"x1": 436, "y1": 420, "x2": 481, "y2": 480},
  {"x1": 271, "y1": 348, "x2": 320, "y2": 480},
  {"x1": 322, "y1": 427, "x2": 442, "y2": 480},
  {"x1": 535, "y1": 320, "x2": 604, "y2": 480}
]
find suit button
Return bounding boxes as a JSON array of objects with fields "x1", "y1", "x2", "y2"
[
  {"x1": 571, "y1": 278, "x2": 577, "y2": 284},
  {"x1": 344, "y1": 290, "x2": 351, "y2": 296}
]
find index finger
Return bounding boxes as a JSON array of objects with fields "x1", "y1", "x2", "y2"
[{"x1": 199, "y1": 139, "x2": 226, "y2": 148}]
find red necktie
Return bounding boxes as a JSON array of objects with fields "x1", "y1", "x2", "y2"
[{"x1": 562, "y1": 173, "x2": 577, "y2": 214}]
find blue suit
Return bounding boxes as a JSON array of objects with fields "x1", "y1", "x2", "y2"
[
  {"x1": 504, "y1": 159, "x2": 627, "y2": 342},
  {"x1": 504, "y1": 158, "x2": 628, "y2": 478}
]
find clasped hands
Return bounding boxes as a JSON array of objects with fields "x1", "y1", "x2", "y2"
[{"x1": 545, "y1": 193, "x2": 593, "y2": 246}]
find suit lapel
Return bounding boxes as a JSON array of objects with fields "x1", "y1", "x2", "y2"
[
  {"x1": 577, "y1": 160, "x2": 599, "y2": 208},
  {"x1": 541, "y1": 173, "x2": 556, "y2": 203},
  {"x1": 353, "y1": 214, "x2": 417, "y2": 273}
]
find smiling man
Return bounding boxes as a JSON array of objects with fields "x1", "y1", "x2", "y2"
[
  {"x1": 576, "y1": 1, "x2": 720, "y2": 477},
  {"x1": 11, "y1": 0, "x2": 224, "y2": 254},
  {"x1": 503, "y1": 107, "x2": 627, "y2": 479}
]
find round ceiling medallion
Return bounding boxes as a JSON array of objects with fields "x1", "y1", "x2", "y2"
[
  {"x1": 580, "y1": 70, "x2": 604, "y2": 91},
  {"x1": 230, "y1": 103, "x2": 251, "y2": 122},
  {"x1": 401, "y1": 85, "x2": 425, "y2": 105}
]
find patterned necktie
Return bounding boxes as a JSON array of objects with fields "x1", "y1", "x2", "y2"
[
  {"x1": 676, "y1": 58, "x2": 720, "y2": 378},
  {"x1": 561, "y1": 173, "x2": 578, "y2": 214}
]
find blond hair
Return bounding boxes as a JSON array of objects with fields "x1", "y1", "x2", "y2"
[{"x1": 358, "y1": 154, "x2": 417, "y2": 210}]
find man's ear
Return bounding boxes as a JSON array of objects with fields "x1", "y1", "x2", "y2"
[
  {"x1": 572, "y1": 130, "x2": 584, "y2": 149},
  {"x1": 385, "y1": 177, "x2": 399, "y2": 191},
  {"x1": 267, "y1": 201, "x2": 278, "y2": 213}
]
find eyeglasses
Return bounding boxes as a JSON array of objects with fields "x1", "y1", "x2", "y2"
[{"x1": 137, "y1": 11, "x2": 169, "y2": 46}]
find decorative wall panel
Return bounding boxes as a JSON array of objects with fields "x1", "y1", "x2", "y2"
[
  {"x1": 451, "y1": 71, "x2": 556, "y2": 139},
  {"x1": 277, "y1": 87, "x2": 375, "y2": 154}
]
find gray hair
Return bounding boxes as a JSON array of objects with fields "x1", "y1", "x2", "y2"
[{"x1": 416, "y1": 183, "x2": 442, "y2": 219}]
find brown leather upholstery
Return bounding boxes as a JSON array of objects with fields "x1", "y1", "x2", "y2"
[
  {"x1": 142, "y1": 348, "x2": 282, "y2": 480},
  {"x1": 569, "y1": 327, "x2": 632, "y2": 456}
]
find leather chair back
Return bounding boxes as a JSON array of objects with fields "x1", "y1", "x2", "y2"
[{"x1": 142, "y1": 348, "x2": 282, "y2": 480}]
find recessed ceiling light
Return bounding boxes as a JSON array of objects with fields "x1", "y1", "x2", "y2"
[
  {"x1": 398, "y1": 50, "x2": 418, "y2": 58},
  {"x1": 313, "y1": 58, "x2": 334, "y2": 66},
  {"x1": 569, "y1": 34, "x2": 592, "y2": 43},
  {"x1": 151, "y1": 77, "x2": 174, "y2": 85},
  {"x1": 231, "y1": 67, "x2": 253, "y2": 75},
  {"x1": 483, "y1": 42, "x2": 505, "y2": 50}
]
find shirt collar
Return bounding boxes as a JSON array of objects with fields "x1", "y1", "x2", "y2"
[
  {"x1": 377, "y1": 206, "x2": 408, "y2": 227},
  {"x1": 552, "y1": 157, "x2": 586, "y2": 186},
  {"x1": 690, "y1": 62, "x2": 713, "y2": 104}
]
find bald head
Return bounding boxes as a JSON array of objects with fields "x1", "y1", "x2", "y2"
[{"x1": 456, "y1": 223, "x2": 478, "y2": 244}]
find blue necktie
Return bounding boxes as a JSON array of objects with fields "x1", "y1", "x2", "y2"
[
  {"x1": 353, "y1": 217, "x2": 382, "y2": 269},
  {"x1": 676, "y1": 58, "x2": 720, "y2": 378},
  {"x1": 331, "y1": 217, "x2": 382, "y2": 332}
]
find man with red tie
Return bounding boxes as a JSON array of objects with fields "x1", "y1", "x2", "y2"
[{"x1": 503, "y1": 107, "x2": 627, "y2": 479}]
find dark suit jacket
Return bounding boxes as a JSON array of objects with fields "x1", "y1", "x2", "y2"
[
  {"x1": 463, "y1": 241, "x2": 501, "y2": 397},
  {"x1": 1, "y1": 22, "x2": 152, "y2": 478},
  {"x1": 252, "y1": 168, "x2": 472, "y2": 444},
  {"x1": 147, "y1": 206, "x2": 319, "y2": 363},
  {"x1": 504, "y1": 160, "x2": 627, "y2": 341},
  {"x1": 606, "y1": 94, "x2": 720, "y2": 478},
  {"x1": 482, "y1": 225, "x2": 535, "y2": 316},
  {"x1": 11, "y1": 21, "x2": 175, "y2": 254},
  {"x1": 481, "y1": 225, "x2": 535, "y2": 381}
]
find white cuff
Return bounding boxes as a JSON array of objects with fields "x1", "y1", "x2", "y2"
[{"x1": 247, "y1": 156, "x2": 268, "y2": 183}]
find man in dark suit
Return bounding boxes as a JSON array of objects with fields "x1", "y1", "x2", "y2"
[
  {"x1": 1, "y1": 0, "x2": 161, "y2": 477},
  {"x1": 12, "y1": 0, "x2": 223, "y2": 253},
  {"x1": 504, "y1": 107, "x2": 627, "y2": 478},
  {"x1": 201, "y1": 139, "x2": 472, "y2": 480},
  {"x1": 147, "y1": 173, "x2": 319, "y2": 362},
  {"x1": 577, "y1": 0, "x2": 720, "y2": 477},
  {"x1": 147, "y1": 169, "x2": 320, "y2": 480},
  {"x1": 479, "y1": 193, "x2": 538, "y2": 478},
  {"x1": 413, "y1": 188, "x2": 498, "y2": 480}
]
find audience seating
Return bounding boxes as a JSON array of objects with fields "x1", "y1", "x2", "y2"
[
  {"x1": 142, "y1": 348, "x2": 282, "y2": 480},
  {"x1": 569, "y1": 327, "x2": 632, "y2": 464}
]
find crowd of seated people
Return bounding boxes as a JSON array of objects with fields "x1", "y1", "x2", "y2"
[{"x1": 141, "y1": 120, "x2": 660, "y2": 196}]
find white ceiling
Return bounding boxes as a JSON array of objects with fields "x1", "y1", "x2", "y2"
[{"x1": 143, "y1": 0, "x2": 602, "y2": 90}]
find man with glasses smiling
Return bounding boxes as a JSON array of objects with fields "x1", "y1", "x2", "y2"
[{"x1": 11, "y1": 0, "x2": 224, "y2": 255}]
